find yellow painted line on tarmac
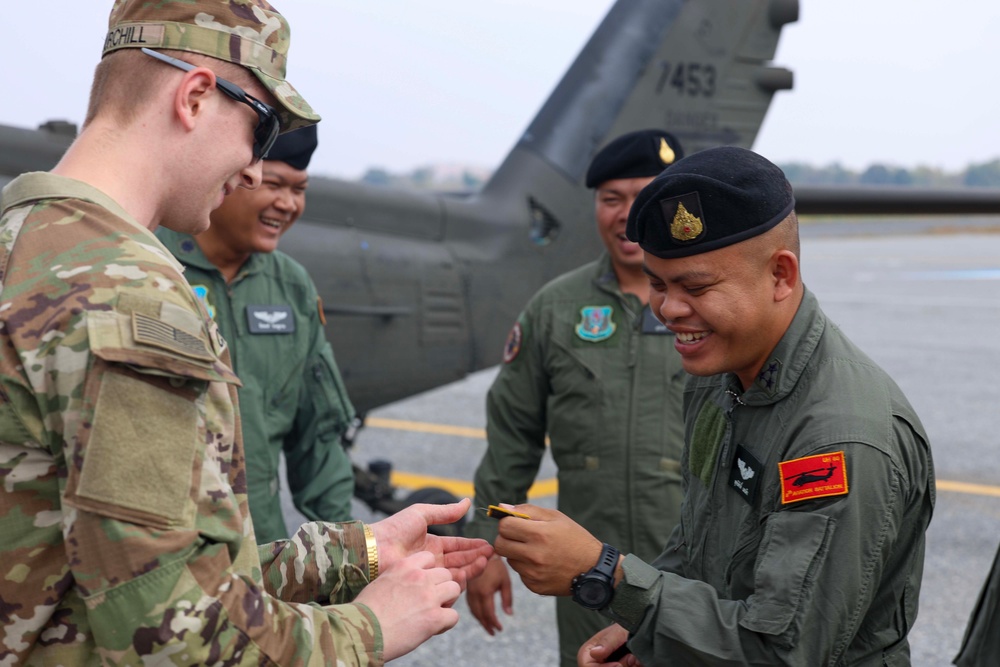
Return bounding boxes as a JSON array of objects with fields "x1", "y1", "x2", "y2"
[
  {"x1": 367, "y1": 417, "x2": 486, "y2": 440},
  {"x1": 936, "y1": 479, "x2": 1000, "y2": 498},
  {"x1": 371, "y1": 418, "x2": 1000, "y2": 501},
  {"x1": 391, "y1": 471, "x2": 558, "y2": 500},
  {"x1": 367, "y1": 416, "x2": 551, "y2": 445}
]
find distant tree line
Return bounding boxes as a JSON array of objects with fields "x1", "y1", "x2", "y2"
[
  {"x1": 359, "y1": 159, "x2": 1000, "y2": 190},
  {"x1": 778, "y1": 160, "x2": 1000, "y2": 188}
]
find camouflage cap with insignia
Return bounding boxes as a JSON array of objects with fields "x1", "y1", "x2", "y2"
[
  {"x1": 103, "y1": 0, "x2": 319, "y2": 132},
  {"x1": 585, "y1": 129, "x2": 685, "y2": 188},
  {"x1": 625, "y1": 146, "x2": 795, "y2": 259}
]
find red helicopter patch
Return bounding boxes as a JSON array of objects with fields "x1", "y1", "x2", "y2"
[{"x1": 779, "y1": 451, "x2": 848, "y2": 505}]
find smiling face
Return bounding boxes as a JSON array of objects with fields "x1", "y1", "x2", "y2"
[
  {"x1": 206, "y1": 160, "x2": 309, "y2": 257},
  {"x1": 594, "y1": 176, "x2": 656, "y2": 274},
  {"x1": 158, "y1": 55, "x2": 276, "y2": 235},
  {"x1": 643, "y1": 220, "x2": 802, "y2": 389}
]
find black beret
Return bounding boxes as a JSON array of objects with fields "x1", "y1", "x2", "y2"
[
  {"x1": 265, "y1": 125, "x2": 318, "y2": 170},
  {"x1": 585, "y1": 129, "x2": 684, "y2": 188},
  {"x1": 625, "y1": 146, "x2": 795, "y2": 259}
]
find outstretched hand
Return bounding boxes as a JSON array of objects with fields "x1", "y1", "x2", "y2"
[
  {"x1": 371, "y1": 498, "x2": 494, "y2": 588},
  {"x1": 493, "y1": 504, "x2": 602, "y2": 596}
]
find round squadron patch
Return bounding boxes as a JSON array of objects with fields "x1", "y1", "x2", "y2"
[
  {"x1": 576, "y1": 306, "x2": 616, "y2": 342},
  {"x1": 503, "y1": 322, "x2": 523, "y2": 363}
]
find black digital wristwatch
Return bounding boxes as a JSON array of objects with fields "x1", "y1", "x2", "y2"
[{"x1": 571, "y1": 542, "x2": 620, "y2": 610}]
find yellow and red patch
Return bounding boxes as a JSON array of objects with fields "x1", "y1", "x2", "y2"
[{"x1": 779, "y1": 451, "x2": 848, "y2": 505}]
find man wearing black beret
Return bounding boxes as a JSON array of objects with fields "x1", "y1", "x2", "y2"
[
  {"x1": 493, "y1": 146, "x2": 936, "y2": 666},
  {"x1": 463, "y1": 129, "x2": 689, "y2": 666},
  {"x1": 157, "y1": 126, "x2": 357, "y2": 542}
]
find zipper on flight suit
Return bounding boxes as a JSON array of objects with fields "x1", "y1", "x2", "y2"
[
  {"x1": 719, "y1": 385, "x2": 753, "y2": 589},
  {"x1": 594, "y1": 273, "x2": 641, "y2": 556},
  {"x1": 617, "y1": 290, "x2": 640, "y2": 555},
  {"x1": 699, "y1": 383, "x2": 745, "y2": 576}
]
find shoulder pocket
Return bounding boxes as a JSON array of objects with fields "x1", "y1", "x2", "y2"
[
  {"x1": 65, "y1": 308, "x2": 238, "y2": 530},
  {"x1": 740, "y1": 511, "x2": 834, "y2": 639},
  {"x1": 88, "y1": 307, "x2": 239, "y2": 385}
]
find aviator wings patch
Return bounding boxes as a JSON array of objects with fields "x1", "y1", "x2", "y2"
[{"x1": 246, "y1": 305, "x2": 295, "y2": 334}]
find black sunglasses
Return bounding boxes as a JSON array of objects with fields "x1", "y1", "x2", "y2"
[{"x1": 141, "y1": 47, "x2": 280, "y2": 162}]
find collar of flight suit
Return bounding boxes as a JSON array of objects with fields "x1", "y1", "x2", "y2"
[
  {"x1": 725, "y1": 287, "x2": 826, "y2": 407},
  {"x1": 157, "y1": 228, "x2": 268, "y2": 281}
]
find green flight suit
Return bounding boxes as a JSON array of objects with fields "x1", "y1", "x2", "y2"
[
  {"x1": 606, "y1": 289, "x2": 935, "y2": 666},
  {"x1": 464, "y1": 254, "x2": 687, "y2": 667},
  {"x1": 955, "y1": 540, "x2": 1000, "y2": 666},
  {"x1": 157, "y1": 229, "x2": 355, "y2": 543}
]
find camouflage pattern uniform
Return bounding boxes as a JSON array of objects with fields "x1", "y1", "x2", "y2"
[
  {"x1": 0, "y1": 173, "x2": 384, "y2": 666},
  {"x1": 0, "y1": 2, "x2": 387, "y2": 665}
]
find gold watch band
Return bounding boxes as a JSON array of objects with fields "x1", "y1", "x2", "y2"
[{"x1": 362, "y1": 523, "x2": 379, "y2": 582}]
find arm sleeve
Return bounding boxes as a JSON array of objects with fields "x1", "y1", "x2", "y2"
[
  {"x1": 63, "y1": 360, "x2": 380, "y2": 664},
  {"x1": 4, "y1": 216, "x2": 379, "y2": 664},
  {"x1": 464, "y1": 309, "x2": 549, "y2": 544},
  {"x1": 285, "y1": 297, "x2": 356, "y2": 524},
  {"x1": 606, "y1": 428, "x2": 933, "y2": 666}
]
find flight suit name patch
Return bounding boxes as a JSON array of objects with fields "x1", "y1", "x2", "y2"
[
  {"x1": 729, "y1": 444, "x2": 762, "y2": 505},
  {"x1": 779, "y1": 451, "x2": 849, "y2": 505},
  {"x1": 575, "y1": 306, "x2": 616, "y2": 342},
  {"x1": 247, "y1": 305, "x2": 295, "y2": 334},
  {"x1": 641, "y1": 307, "x2": 673, "y2": 335}
]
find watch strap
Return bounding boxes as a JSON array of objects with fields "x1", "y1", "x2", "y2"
[{"x1": 592, "y1": 542, "x2": 620, "y2": 580}]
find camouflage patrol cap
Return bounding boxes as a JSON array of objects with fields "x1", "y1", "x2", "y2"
[{"x1": 103, "y1": 0, "x2": 320, "y2": 132}]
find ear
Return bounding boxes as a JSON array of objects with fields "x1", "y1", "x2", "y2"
[
  {"x1": 172, "y1": 68, "x2": 217, "y2": 132},
  {"x1": 771, "y1": 249, "x2": 799, "y2": 303}
]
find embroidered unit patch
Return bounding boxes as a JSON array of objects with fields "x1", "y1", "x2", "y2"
[
  {"x1": 779, "y1": 451, "x2": 849, "y2": 505},
  {"x1": 503, "y1": 322, "x2": 523, "y2": 363},
  {"x1": 191, "y1": 284, "x2": 215, "y2": 319},
  {"x1": 575, "y1": 306, "x2": 616, "y2": 342}
]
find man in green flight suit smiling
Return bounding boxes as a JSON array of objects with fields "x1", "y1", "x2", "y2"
[
  {"x1": 157, "y1": 125, "x2": 356, "y2": 543},
  {"x1": 493, "y1": 147, "x2": 935, "y2": 666},
  {"x1": 463, "y1": 129, "x2": 689, "y2": 667}
]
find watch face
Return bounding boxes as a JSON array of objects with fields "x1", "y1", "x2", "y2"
[{"x1": 576, "y1": 578, "x2": 611, "y2": 609}]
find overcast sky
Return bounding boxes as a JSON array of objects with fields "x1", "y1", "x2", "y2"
[{"x1": 6, "y1": 1, "x2": 1000, "y2": 179}]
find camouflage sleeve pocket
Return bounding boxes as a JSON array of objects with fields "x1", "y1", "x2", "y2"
[
  {"x1": 70, "y1": 364, "x2": 200, "y2": 529},
  {"x1": 63, "y1": 309, "x2": 232, "y2": 530}
]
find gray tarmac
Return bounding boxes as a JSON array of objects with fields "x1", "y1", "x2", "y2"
[{"x1": 283, "y1": 221, "x2": 1000, "y2": 666}]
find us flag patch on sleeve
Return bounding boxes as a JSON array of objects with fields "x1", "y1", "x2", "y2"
[{"x1": 779, "y1": 451, "x2": 849, "y2": 505}]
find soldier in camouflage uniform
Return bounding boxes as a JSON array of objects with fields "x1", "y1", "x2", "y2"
[{"x1": 0, "y1": 2, "x2": 492, "y2": 665}]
